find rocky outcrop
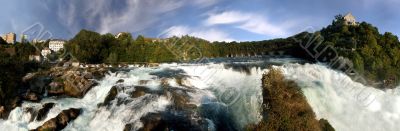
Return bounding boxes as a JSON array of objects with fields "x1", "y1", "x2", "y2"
[
  {"x1": 36, "y1": 103, "x2": 55, "y2": 121},
  {"x1": 102, "y1": 86, "x2": 118, "y2": 105},
  {"x1": 32, "y1": 108, "x2": 81, "y2": 131},
  {"x1": 22, "y1": 91, "x2": 41, "y2": 102},
  {"x1": 247, "y1": 68, "x2": 335, "y2": 131},
  {"x1": 124, "y1": 112, "x2": 209, "y2": 131},
  {"x1": 63, "y1": 72, "x2": 97, "y2": 98},
  {"x1": 23, "y1": 67, "x2": 108, "y2": 98},
  {"x1": 48, "y1": 82, "x2": 64, "y2": 96},
  {"x1": 131, "y1": 86, "x2": 150, "y2": 98},
  {"x1": 105, "y1": 79, "x2": 209, "y2": 131}
]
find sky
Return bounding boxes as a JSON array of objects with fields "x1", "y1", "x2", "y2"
[{"x1": 0, "y1": 0, "x2": 399, "y2": 42}]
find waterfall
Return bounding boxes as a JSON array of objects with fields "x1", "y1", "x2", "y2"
[
  {"x1": 280, "y1": 63, "x2": 400, "y2": 131},
  {"x1": 0, "y1": 63, "x2": 266, "y2": 131},
  {"x1": 3, "y1": 60, "x2": 396, "y2": 131}
]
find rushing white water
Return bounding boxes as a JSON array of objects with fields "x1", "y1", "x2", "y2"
[
  {"x1": 0, "y1": 62, "x2": 266, "y2": 131},
  {"x1": 2, "y1": 59, "x2": 398, "y2": 131},
  {"x1": 279, "y1": 63, "x2": 400, "y2": 131}
]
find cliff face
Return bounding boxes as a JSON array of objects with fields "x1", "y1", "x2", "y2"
[{"x1": 247, "y1": 68, "x2": 334, "y2": 131}]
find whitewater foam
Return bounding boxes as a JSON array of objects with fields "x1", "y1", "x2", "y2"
[
  {"x1": 0, "y1": 63, "x2": 265, "y2": 131},
  {"x1": 279, "y1": 63, "x2": 400, "y2": 131}
]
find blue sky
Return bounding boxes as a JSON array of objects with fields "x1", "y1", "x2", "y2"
[{"x1": 0, "y1": 0, "x2": 399, "y2": 42}]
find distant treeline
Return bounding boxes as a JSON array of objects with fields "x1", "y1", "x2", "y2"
[
  {"x1": 65, "y1": 30, "x2": 308, "y2": 64},
  {"x1": 65, "y1": 15, "x2": 400, "y2": 88}
]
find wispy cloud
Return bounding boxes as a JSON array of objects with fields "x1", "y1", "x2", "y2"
[
  {"x1": 54, "y1": 0, "x2": 216, "y2": 35},
  {"x1": 204, "y1": 11, "x2": 289, "y2": 37},
  {"x1": 163, "y1": 25, "x2": 235, "y2": 42},
  {"x1": 53, "y1": 0, "x2": 222, "y2": 35},
  {"x1": 192, "y1": 0, "x2": 220, "y2": 7}
]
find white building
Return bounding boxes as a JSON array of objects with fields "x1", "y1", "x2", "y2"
[
  {"x1": 41, "y1": 47, "x2": 52, "y2": 59},
  {"x1": 343, "y1": 13, "x2": 357, "y2": 26},
  {"x1": 49, "y1": 40, "x2": 66, "y2": 52}
]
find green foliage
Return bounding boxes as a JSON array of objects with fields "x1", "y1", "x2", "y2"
[
  {"x1": 66, "y1": 30, "x2": 302, "y2": 64},
  {"x1": 67, "y1": 30, "x2": 112, "y2": 63},
  {"x1": 0, "y1": 43, "x2": 42, "y2": 106},
  {"x1": 319, "y1": 15, "x2": 400, "y2": 87},
  {"x1": 65, "y1": 16, "x2": 400, "y2": 87}
]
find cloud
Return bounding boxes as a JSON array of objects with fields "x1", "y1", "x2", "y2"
[
  {"x1": 204, "y1": 11, "x2": 289, "y2": 37},
  {"x1": 192, "y1": 0, "x2": 220, "y2": 7},
  {"x1": 51, "y1": 0, "x2": 222, "y2": 36},
  {"x1": 163, "y1": 25, "x2": 235, "y2": 42},
  {"x1": 53, "y1": 0, "x2": 188, "y2": 35}
]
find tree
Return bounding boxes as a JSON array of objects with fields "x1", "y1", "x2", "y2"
[
  {"x1": 136, "y1": 35, "x2": 145, "y2": 45},
  {"x1": 68, "y1": 30, "x2": 105, "y2": 63},
  {"x1": 106, "y1": 52, "x2": 118, "y2": 64}
]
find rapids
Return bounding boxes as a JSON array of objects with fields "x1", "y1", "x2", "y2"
[
  {"x1": 1, "y1": 58, "x2": 398, "y2": 131},
  {"x1": 279, "y1": 63, "x2": 400, "y2": 131}
]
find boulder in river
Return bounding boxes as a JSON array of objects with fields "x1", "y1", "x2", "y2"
[
  {"x1": 22, "y1": 91, "x2": 41, "y2": 102},
  {"x1": 63, "y1": 71, "x2": 97, "y2": 98},
  {"x1": 0, "y1": 106, "x2": 5, "y2": 118},
  {"x1": 33, "y1": 108, "x2": 81, "y2": 131},
  {"x1": 102, "y1": 86, "x2": 118, "y2": 105},
  {"x1": 36, "y1": 103, "x2": 55, "y2": 121}
]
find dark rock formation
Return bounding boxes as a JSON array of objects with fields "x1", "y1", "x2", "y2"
[
  {"x1": 126, "y1": 112, "x2": 209, "y2": 131},
  {"x1": 22, "y1": 91, "x2": 41, "y2": 102},
  {"x1": 116, "y1": 79, "x2": 124, "y2": 84},
  {"x1": 247, "y1": 68, "x2": 335, "y2": 131},
  {"x1": 32, "y1": 108, "x2": 81, "y2": 131},
  {"x1": 22, "y1": 67, "x2": 108, "y2": 98},
  {"x1": 0, "y1": 106, "x2": 5, "y2": 118},
  {"x1": 131, "y1": 86, "x2": 150, "y2": 98},
  {"x1": 36, "y1": 103, "x2": 55, "y2": 121},
  {"x1": 47, "y1": 82, "x2": 64, "y2": 96},
  {"x1": 103, "y1": 86, "x2": 118, "y2": 105}
]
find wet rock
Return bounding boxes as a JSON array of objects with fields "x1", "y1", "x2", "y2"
[
  {"x1": 23, "y1": 91, "x2": 40, "y2": 102},
  {"x1": 23, "y1": 73, "x2": 37, "y2": 82},
  {"x1": 169, "y1": 91, "x2": 190, "y2": 110},
  {"x1": 160, "y1": 78, "x2": 169, "y2": 87},
  {"x1": 25, "y1": 107, "x2": 38, "y2": 122},
  {"x1": 139, "y1": 80, "x2": 149, "y2": 85},
  {"x1": 137, "y1": 113, "x2": 162, "y2": 131},
  {"x1": 138, "y1": 112, "x2": 208, "y2": 131},
  {"x1": 10, "y1": 97, "x2": 22, "y2": 109},
  {"x1": 131, "y1": 86, "x2": 149, "y2": 98},
  {"x1": 139, "y1": 80, "x2": 150, "y2": 85},
  {"x1": 33, "y1": 108, "x2": 81, "y2": 131},
  {"x1": 103, "y1": 86, "x2": 118, "y2": 105},
  {"x1": 63, "y1": 74, "x2": 97, "y2": 98},
  {"x1": 48, "y1": 82, "x2": 64, "y2": 96},
  {"x1": 319, "y1": 119, "x2": 335, "y2": 131},
  {"x1": 0, "y1": 106, "x2": 5, "y2": 118},
  {"x1": 90, "y1": 68, "x2": 108, "y2": 79},
  {"x1": 123, "y1": 123, "x2": 134, "y2": 131},
  {"x1": 36, "y1": 103, "x2": 55, "y2": 121},
  {"x1": 175, "y1": 76, "x2": 185, "y2": 87},
  {"x1": 117, "y1": 79, "x2": 124, "y2": 84},
  {"x1": 83, "y1": 72, "x2": 94, "y2": 79}
]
